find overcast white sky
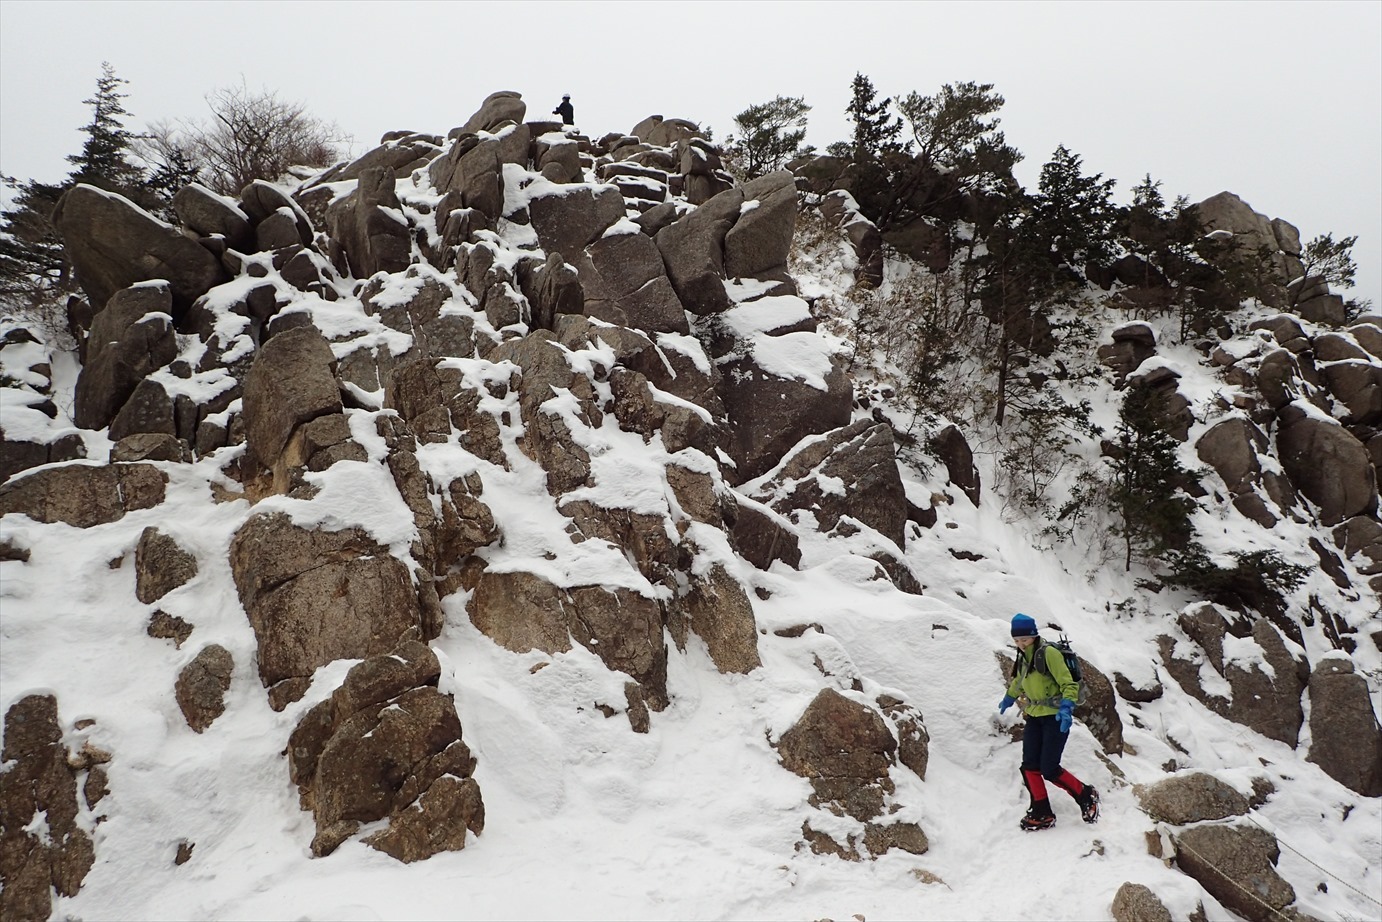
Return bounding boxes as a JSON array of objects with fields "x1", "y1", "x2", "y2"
[{"x1": 2, "y1": 0, "x2": 1379, "y2": 307}]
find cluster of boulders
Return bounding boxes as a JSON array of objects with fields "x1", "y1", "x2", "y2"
[
  {"x1": 1148, "y1": 602, "x2": 1382, "y2": 796},
  {"x1": 1125, "y1": 771, "x2": 1321, "y2": 922},
  {"x1": 0, "y1": 89, "x2": 941, "y2": 871},
  {"x1": 773, "y1": 686, "x2": 930, "y2": 860}
]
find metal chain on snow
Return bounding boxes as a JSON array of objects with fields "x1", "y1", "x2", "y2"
[{"x1": 1240, "y1": 811, "x2": 1382, "y2": 909}]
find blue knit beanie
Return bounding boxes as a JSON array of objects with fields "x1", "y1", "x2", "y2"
[{"x1": 1010, "y1": 613, "x2": 1039, "y2": 637}]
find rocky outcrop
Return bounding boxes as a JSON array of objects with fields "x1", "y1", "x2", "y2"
[
  {"x1": 135, "y1": 526, "x2": 198, "y2": 603},
  {"x1": 1276, "y1": 402, "x2": 1377, "y2": 525},
  {"x1": 172, "y1": 183, "x2": 253, "y2": 251},
  {"x1": 0, "y1": 462, "x2": 166, "y2": 527},
  {"x1": 670, "y1": 563, "x2": 762, "y2": 675},
  {"x1": 0, "y1": 696, "x2": 97, "y2": 920},
  {"x1": 776, "y1": 688, "x2": 896, "y2": 820},
  {"x1": 52, "y1": 184, "x2": 227, "y2": 313},
  {"x1": 72, "y1": 282, "x2": 179, "y2": 430},
  {"x1": 1110, "y1": 883, "x2": 1173, "y2": 922},
  {"x1": 240, "y1": 325, "x2": 343, "y2": 477},
  {"x1": 776, "y1": 688, "x2": 928, "y2": 860},
  {"x1": 229, "y1": 513, "x2": 421, "y2": 709},
  {"x1": 175, "y1": 644, "x2": 233, "y2": 732},
  {"x1": 1305, "y1": 655, "x2": 1382, "y2": 795},
  {"x1": 287, "y1": 642, "x2": 483, "y2": 860}
]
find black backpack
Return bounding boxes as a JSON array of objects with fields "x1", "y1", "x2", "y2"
[{"x1": 1013, "y1": 635, "x2": 1089, "y2": 706}]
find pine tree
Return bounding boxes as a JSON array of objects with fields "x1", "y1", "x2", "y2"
[
  {"x1": 1108, "y1": 385, "x2": 1198, "y2": 571},
  {"x1": 66, "y1": 62, "x2": 144, "y2": 193},
  {"x1": 725, "y1": 96, "x2": 812, "y2": 181},
  {"x1": 845, "y1": 73, "x2": 903, "y2": 163},
  {"x1": 1026, "y1": 144, "x2": 1118, "y2": 278}
]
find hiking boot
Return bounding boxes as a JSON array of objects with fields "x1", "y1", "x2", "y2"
[
  {"x1": 1019, "y1": 805, "x2": 1056, "y2": 831},
  {"x1": 1077, "y1": 785, "x2": 1100, "y2": 824}
]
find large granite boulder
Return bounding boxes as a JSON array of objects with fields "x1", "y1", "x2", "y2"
[
  {"x1": 0, "y1": 462, "x2": 166, "y2": 528},
  {"x1": 467, "y1": 568, "x2": 670, "y2": 709},
  {"x1": 287, "y1": 642, "x2": 483, "y2": 860},
  {"x1": 776, "y1": 688, "x2": 896, "y2": 821},
  {"x1": 0, "y1": 695, "x2": 96, "y2": 921},
  {"x1": 655, "y1": 185, "x2": 745, "y2": 315},
  {"x1": 723, "y1": 170, "x2": 796, "y2": 280},
  {"x1": 72, "y1": 282, "x2": 179, "y2": 430},
  {"x1": 1275, "y1": 402, "x2": 1377, "y2": 525},
  {"x1": 241, "y1": 325, "x2": 342, "y2": 474},
  {"x1": 1110, "y1": 883, "x2": 1173, "y2": 922},
  {"x1": 718, "y1": 347, "x2": 852, "y2": 484},
  {"x1": 1172, "y1": 824, "x2": 1296, "y2": 922},
  {"x1": 669, "y1": 563, "x2": 762, "y2": 675},
  {"x1": 324, "y1": 165, "x2": 411, "y2": 278},
  {"x1": 429, "y1": 125, "x2": 530, "y2": 223},
  {"x1": 527, "y1": 183, "x2": 625, "y2": 259},
  {"x1": 930, "y1": 423, "x2": 981, "y2": 506},
  {"x1": 1135, "y1": 772, "x2": 1250, "y2": 824},
  {"x1": 1305, "y1": 655, "x2": 1382, "y2": 795},
  {"x1": 1226, "y1": 620, "x2": 1305, "y2": 746},
  {"x1": 229, "y1": 513, "x2": 421, "y2": 709},
  {"x1": 457, "y1": 90, "x2": 526, "y2": 135},
  {"x1": 1196, "y1": 416, "x2": 1265, "y2": 494},
  {"x1": 577, "y1": 229, "x2": 688, "y2": 334},
  {"x1": 52, "y1": 184, "x2": 226, "y2": 313},
  {"x1": 172, "y1": 182, "x2": 253, "y2": 251}
]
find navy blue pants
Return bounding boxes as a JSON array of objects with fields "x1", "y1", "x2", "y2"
[{"x1": 1021, "y1": 714, "x2": 1069, "y2": 781}]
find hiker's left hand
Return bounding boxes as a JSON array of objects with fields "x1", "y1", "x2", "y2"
[{"x1": 1057, "y1": 700, "x2": 1074, "y2": 733}]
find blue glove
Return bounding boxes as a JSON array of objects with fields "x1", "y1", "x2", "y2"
[
  {"x1": 999, "y1": 695, "x2": 1016, "y2": 714},
  {"x1": 1058, "y1": 699, "x2": 1074, "y2": 733}
]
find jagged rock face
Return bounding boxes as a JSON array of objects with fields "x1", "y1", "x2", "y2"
[
  {"x1": 726, "y1": 494, "x2": 801, "y2": 571},
  {"x1": 1305, "y1": 656, "x2": 1382, "y2": 796},
  {"x1": 229, "y1": 513, "x2": 422, "y2": 709},
  {"x1": 757, "y1": 420, "x2": 907, "y2": 549},
  {"x1": 0, "y1": 462, "x2": 166, "y2": 527},
  {"x1": 73, "y1": 282, "x2": 179, "y2": 430},
  {"x1": 1135, "y1": 772, "x2": 1250, "y2": 824},
  {"x1": 1172, "y1": 824, "x2": 1296, "y2": 922},
  {"x1": 135, "y1": 526, "x2": 198, "y2": 603},
  {"x1": 1110, "y1": 882, "x2": 1173, "y2": 922},
  {"x1": 1159, "y1": 606, "x2": 1305, "y2": 745},
  {"x1": 287, "y1": 642, "x2": 483, "y2": 861},
  {"x1": 1276, "y1": 403, "x2": 1377, "y2": 526},
  {"x1": 776, "y1": 688, "x2": 896, "y2": 821},
  {"x1": 527, "y1": 183, "x2": 625, "y2": 259},
  {"x1": 0, "y1": 696, "x2": 96, "y2": 921},
  {"x1": 52, "y1": 183, "x2": 227, "y2": 313},
  {"x1": 671, "y1": 563, "x2": 762, "y2": 675},
  {"x1": 175, "y1": 644, "x2": 234, "y2": 732}
]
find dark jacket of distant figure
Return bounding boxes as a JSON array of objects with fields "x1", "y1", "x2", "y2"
[{"x1": 553, "y1": 98, "x2": 574, "y2": 125}]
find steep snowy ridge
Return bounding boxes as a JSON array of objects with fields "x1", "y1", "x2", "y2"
[{"x1": 1, "y1": 93, "x2": 1379, "y2": 922}]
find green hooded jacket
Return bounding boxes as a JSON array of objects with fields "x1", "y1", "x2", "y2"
[{"x1": 1005, "y1": 641, "x2": 1079, "y2": 717}]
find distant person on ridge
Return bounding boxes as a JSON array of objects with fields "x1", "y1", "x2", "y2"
[
  {"x1": 999, "y1": 613, "x2": 1100, "y2": 830},
  {"x1": 553, "y1": 94, "x2": 574, "y2": 125}
]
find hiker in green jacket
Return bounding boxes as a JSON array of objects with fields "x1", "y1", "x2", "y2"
[{"x1": 1000, "y1": 613, "x2": 1100, "y2": 830}]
